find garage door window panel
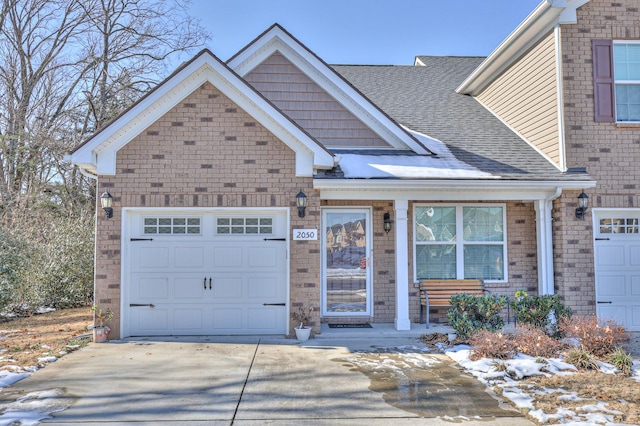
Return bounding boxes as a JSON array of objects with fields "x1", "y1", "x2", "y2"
[
  {"x1": 216, "y1": 217, "x2": 273, "y2": 235},
  {"x1": 144, "y1": 217, "x2": 201, "y2": 235},
  {"x1": 599, "y1": 217, "x2": 640, "y2": 234}
]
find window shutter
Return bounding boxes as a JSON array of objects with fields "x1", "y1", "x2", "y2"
[{"x1": 592, "y1": 39, "x2": 615, "y2": 122}]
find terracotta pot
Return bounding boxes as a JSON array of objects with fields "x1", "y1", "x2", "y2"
[{"x1": 93, "y1": 326, "x2": 110, "y2": 343}]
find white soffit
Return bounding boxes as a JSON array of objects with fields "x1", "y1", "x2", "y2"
[
  {"x1": 227, "y1": 25, "x2": 433, "y2": 156},
  {"x1": 70, "y1": 50, "x2": 334, "y2": 176}
]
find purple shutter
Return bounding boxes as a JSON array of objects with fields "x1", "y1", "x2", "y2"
[{"x1": 592, "y1": 39, "x2": 615, "y2": 122}]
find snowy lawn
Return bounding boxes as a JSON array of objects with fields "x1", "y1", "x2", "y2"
[{"x1": 443, "y1": 343, "x2": 640, "y2": 425}]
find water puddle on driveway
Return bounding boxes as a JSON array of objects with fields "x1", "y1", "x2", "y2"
[{"x1": 336, "y1": 346, "x2": 517, "y2": 420}]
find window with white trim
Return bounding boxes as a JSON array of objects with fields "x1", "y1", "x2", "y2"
[
  {"x1": 144, "y1": 217, "x2": 201, "y2": 235},
  {"x1": 414, "y1": 205, "x2": 506, "y2": 281},
  {"x1": 614, "y1": 42, "x2": 640, "y2": 122},
  {"x1": 216, "y1": 217, "x2": 273, "y2": 235}
]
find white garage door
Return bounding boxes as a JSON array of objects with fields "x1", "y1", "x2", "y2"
[
  {"x1": 594, "y1": 210, "x2": 640, "y2": 331},
  {"x1": 123, "y1": 210, "x2": 288, "y2": 337}
]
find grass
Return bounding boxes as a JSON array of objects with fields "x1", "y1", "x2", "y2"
[{"x1": 0, "y1": 307, "x2": 93, "y2": 370}]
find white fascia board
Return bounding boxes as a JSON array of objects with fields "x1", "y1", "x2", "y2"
[
  {"x1": 228, "y1": 27, "x2": 432, "y2": 155},
  {"x1": 315, "y1": 179, "x2": 596, "y2": 201},
  {"x1": 73, "y1": 52, "x2": 333, "y2": 176},
  {"x1": 456, "y1": 0, "x2": 590, "y2": 95}
]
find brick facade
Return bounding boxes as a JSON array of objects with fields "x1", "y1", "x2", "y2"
[
  {"x1": 95, "y1": 82, "x2": 319, "y2": 339},
  {"x1": 554, "y1": 0, "x2": 640, "y2": 315}
]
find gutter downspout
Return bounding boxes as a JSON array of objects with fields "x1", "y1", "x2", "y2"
[
  {"x1": 536, "y1": 187, "x2": 562, "y2": 295},
  {"x1": 76, "y1": 164, "x2": 99, "y2": 330}
]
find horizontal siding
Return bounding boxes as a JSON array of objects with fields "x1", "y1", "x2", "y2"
[
  {"x1": 245, "y1": 53, "x2": 390, "y2": 148},
  {"x1": 477, "y1": 31, "x2": 560, "y2": 166}
]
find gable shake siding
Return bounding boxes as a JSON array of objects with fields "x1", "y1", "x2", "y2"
[
  {"x1": 95, "y1": 82, "x2": 320, "y2": 339},
  {"x1": 477, "y1": 31, "x2": 561, "y2": 167},
  {"x1": 245, "y1": 52, "x2": 390, "y2": 148}
]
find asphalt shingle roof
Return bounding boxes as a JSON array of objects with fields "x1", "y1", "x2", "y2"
[{"x1": 332, "y1": 57, "x2": 591, "y2": 182}]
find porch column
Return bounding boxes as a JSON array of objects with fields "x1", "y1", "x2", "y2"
[
  {"x1": 535, "y1": 198, "x2": 555, "y2": 295},
  {"x1": 394, "y1": 199, "x2": 411, "y2": 330}
]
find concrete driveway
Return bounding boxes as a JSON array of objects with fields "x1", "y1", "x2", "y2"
[{"x1": 0, "y1": 336, "x2": 533, "y2": 425}]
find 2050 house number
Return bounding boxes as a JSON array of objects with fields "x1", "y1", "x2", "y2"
[{"x1": 293, "y1": 229, "x2": 318, "y2": 240}]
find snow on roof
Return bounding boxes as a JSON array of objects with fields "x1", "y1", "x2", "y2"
[{"x1": 337, "y1": 127, "x2": 498, "y2": 179}]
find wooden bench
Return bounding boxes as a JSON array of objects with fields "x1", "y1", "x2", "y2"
[{"x1": 419, "y1": 279, "x2": 485, "y2": 328}]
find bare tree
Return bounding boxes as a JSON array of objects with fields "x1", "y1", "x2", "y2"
[
  {"x1": 80, "y1": 0, "x2": 209, "y2": 131},
  {"x1": 0, "y1": 0, "x2": 209, "y2": 218}
]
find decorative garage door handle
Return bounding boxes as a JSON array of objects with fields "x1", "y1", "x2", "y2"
[
  {"x1": 263, "y1": 238, "x2": 286, "y2": 241},
  {"x1": 130, "y1": 238, "x2": 154, "y2": 241},
  {"x1": 130, "y1": 303, "x2": 156, "y2": 308},
  {"x1": 597, "y1": 301, "x2": 612, "y2": 304},
  {"x1": 203, "y1": 277, "x2": 213, "y2": 290},
  {"x1": 263, "y1": 303, "x2": 286, "y2": 306}
]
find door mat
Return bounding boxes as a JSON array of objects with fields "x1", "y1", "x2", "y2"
[{"x1": 327, "y1": 323, "x2": 372, "y2": 328}]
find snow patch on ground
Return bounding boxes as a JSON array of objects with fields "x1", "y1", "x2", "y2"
[
  {"x1": 443, "y1": 344, "x2": 639, "y2": 425},
  {"x1": 0, "y1": 389, "x2": 73, "y2": 426},
  {"x1": 0, "y1": 370, "x2": 31, "y2": 388}
]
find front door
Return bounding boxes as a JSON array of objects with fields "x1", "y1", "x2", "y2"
[{"x1": 322, "y1": 208, "x2": 371, "y2": 316}]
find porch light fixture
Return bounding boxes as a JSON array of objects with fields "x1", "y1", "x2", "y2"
[
  {"x1": 100, "y1": 191, "x2": 113, "y2": 219},
  {"x1": 296, "y1": 190, "x2": 307, "y2": 218},
  {"x1": 383, "y1": 212, "x2": 393, "y2": 234},
  {"x1": 575, "y1": 191, "x2": 589, "y2": 220}
]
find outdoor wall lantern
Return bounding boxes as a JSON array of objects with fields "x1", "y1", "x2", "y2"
[
  {"x1": 296, "y1": 190, "x2": 307, "y2": 218},
  {"x1": 575, "y1": 191, "x2": 589, "y2": 220},
  {"x1": 100, "y1": 191, "x2": 113, "y2": 219},
  {"x1": 383, "y1": 212, "x2": 393, "y2": 234}
]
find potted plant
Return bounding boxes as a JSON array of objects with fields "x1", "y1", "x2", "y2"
[
  {"x1": 291, "y1": 305, "x2": 313, "y2": 341},
  {"x1": 91, "y1": 304, "x2": 113, "y2": 343}
]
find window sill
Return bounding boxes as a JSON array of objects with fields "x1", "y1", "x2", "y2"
[{"x1": 615, "y1": 122, "x2": 640, "y2": 128}]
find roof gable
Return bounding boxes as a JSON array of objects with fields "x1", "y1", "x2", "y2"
[
  {"x1": 227, "y1": 24, "x2": 434, "y2": 155},
  {"x1": 245, "y1": 52, "x2": 392, "y2": 149},
  {"x1": 69, "y1": 49, "x2": 334, "y2": 176}
]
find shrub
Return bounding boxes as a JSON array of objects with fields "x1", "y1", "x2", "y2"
[
  {"x1": 512, "y1": 324, "x2": 566, "y2": 358},
  {"x1": 448, "y1": 293, "x2": 508, "y2": 339},
  {"x1": 510, "y1": 292, "x2": 572, "y2": 337},
  {"x1": 0, "y1": 210, "x2": 94, "y2": 317},
  {"x1": 564, "y1": 345, "x2": 599, "y2": 370},
  {"x1": 607, "y1": 347, "x2": 633, "y2": 375},
  {"x1": 559, "y1": 315, "x2": 629, "y2": 358},
  {"x1": 0, "y1": 228, "x2": 40, "y2": 314},
  {"x1": 469, "y1": 330, "x2": 514, "y2": 360}
]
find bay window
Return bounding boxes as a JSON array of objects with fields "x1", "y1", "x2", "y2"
[{"x1": 414, "y1": 205, "x2": 506, "y2": 282}]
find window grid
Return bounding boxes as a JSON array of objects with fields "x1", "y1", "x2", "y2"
[
  {"x1": 614, "y1": 42, "x2": 640, "y2": 122},
  {"x1": 414, "y1": 205, "x2": 506, "y2": 282},
  {"x1": 144, "y1": 217, "x2": 201, "y2": 235},
  {"x1": 216, "y1": 217, "x2": 273, "y2": 235},
  {"x1": 599, "y1": 217, "x2": 640, "y2": 234}
]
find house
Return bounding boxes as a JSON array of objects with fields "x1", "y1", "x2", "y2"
[{"x1": 69, "y1": 0, "x2": 640, "y2": 339}]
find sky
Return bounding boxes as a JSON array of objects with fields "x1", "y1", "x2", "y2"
[{"x1": 188, "y1": 0, "x2": 544, "y2": 65}]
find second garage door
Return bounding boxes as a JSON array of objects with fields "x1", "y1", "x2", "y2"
[
  {"x1": 594, "y1": 209, "x2": 640, "y2": 331},
  {"x1": 123, "y1": 210, "x2": 288, "y2": 337}
]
